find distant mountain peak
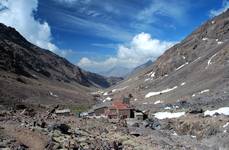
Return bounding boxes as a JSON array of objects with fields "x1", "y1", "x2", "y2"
[{"x1": 99, "y1": 66, "x2": 132, "y2": 78}]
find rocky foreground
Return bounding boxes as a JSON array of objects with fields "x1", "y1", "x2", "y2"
[{"x1": 0, "y1": 103, "x2": 229, "y2": 150}]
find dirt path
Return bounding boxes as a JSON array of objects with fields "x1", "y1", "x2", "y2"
[{"x1": 3, "y1": 124, "x2": 48, "y2": 150}]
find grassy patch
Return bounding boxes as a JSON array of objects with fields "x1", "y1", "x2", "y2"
[{"x1": 70, "y1": 105, "x2": 89, "y2": 113}]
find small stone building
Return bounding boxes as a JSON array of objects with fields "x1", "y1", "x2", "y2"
[
  {"x1": 88, "y1": 101, "x2": 111, "y2": 116},
  {"x1": 55, "y1": 109, "x2": 71, "y2": 116},
  {"x1": 94, "y1": 105, "x2": 108, "y2": 116},
  {"x1": 106, "y1": 101, "x2": 134, "y2": 119},
  {"x1": 134, "y1": 110, "x2": 148, "y2": 120},
  {"x1": 134, "y1": 112, "x2": 144, "y2": 120}
]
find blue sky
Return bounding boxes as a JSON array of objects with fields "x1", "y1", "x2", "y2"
[{"x1": 0, "y1": 0, "x2": 229, "y2": 73}]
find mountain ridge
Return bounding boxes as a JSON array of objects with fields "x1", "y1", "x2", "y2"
[{"x1": 0, "y1": 23, "x2": 121, "y2": 106}]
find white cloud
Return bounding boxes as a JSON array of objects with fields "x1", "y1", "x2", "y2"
[
  {"x1": 78, "y1": 32, "x2": 176, "y2": 73},
  {"x1": 0, "y1": 0, "x2": 58, "y2": 52},
  {"x1": 78, "y1": 57, "x2": 118, "y2": 73},
  {"x1": 209, "y1": 0, "x2": 229, "y2": 17}
]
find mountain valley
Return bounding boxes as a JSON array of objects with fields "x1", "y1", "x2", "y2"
[{"x1": 1, "y1": 7, "x2": 229, "y2": 150}]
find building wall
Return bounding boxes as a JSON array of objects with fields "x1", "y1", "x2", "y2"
[
  {"x1": 135, "y1": 113, "x2": 144, "y2": 120},
  {"x1": 56, "y1": 112, "x2": 70, "y2": 116},
  {"x1": 118, "y1": 109, "x2": 131, "y2": 118},
  {"x1": 94, "y1": 107, "x2": 107, "y2": 116},
  {"x1": 107, "y1": 109, "x2": 131, "y2": 119}
]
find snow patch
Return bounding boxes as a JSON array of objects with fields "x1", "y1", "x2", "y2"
[
  {"x1": 145, "y1": 78, "x2": 150, "y2": 82},
  {"x1": 192, "y1": 57, "x2": 201, "y2": 64},
  {"x1": 154, "y1": 100, "x2": 163, "y2": 104},
  {"x1": 103, "y1": 92, "x2": 108, "y2": 96},
  {"x1": 211, "y1": 20, "x2": 215, "y2": 24},
  {"x1": 96, "y1": 91, "x2": 104, "y2": 95},
  {"x1": 146, "y1": 71, "x2": 155, "y2": 77},
  {"x1": 202, "y1": 38, "x2": 208, "y2": 41},
  {"x1": 143, "y1": 102, "x2": 148, "y2": 105},
  {"x1": 218, "y1": 41, "x2": 223, "y2": 45},
  {"x1": 180, "y1": 82, "x2": 186, "y2": 86},
  {"x1": 111, "y1": 86, "x2": 128, "y2": 93},
  {"x1": 204, "y1": 107, "x2": 229, "y2": 116},
  {"x1": 175, "y1": 62, "x2": 189, "y2": 71},
  {"x1": 151, "y1": 72, "x2": 155, "y2": 78},
  {"x1": 206, "y1": 53, "x2": 218, "y2": 69},
  {"x1": 223, "y1": 122, "x2": 229, "y2": 128},
  {"x1": 112, "y1": 89, "x2": 117, "y2": 93},
  {"x1": 200, "y1": 89, "x2": 210, "y2": 94},
  {"x1": 145, "y1": 86, "x2": 178, "y2": 98},
  {"x1": 172, "y1": 131, "x2": 177, "y2": 136},
  {"x1": 49, "y1": 91, "x2": 58, "y2": 97},
  {"x1": 182, "y1": 56, "x2": 186, "y2": 59},
  {"x1": 154, "y1": 111, "x2": 185, "y2": 120},
  {"x1": 164, "y1": 107, "x2": 171, "y2": 110},
  {"x1": 103, "y1": 97, "x2": 112, "y2": 103},
  {"x1": 174, "y1": 105, "x2": 179, "y2": 109}
]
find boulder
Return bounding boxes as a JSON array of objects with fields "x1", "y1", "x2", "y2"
[
  {"x1": 15, "y1": 104, "x2": 27, "y2": 110},
  {"x1": 145, "y1": 118, "x2": 161, "y2": 130},
  {"x1": 48, "y1": 123, "x2": 70, "y2": 134},
  {"x1": 188, "y1": 107, "x2": 203, "y2": 114}
]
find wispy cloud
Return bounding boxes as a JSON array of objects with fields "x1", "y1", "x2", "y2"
[
  {"x1": 92, "y1": 43, "x2": 117, "y2": 49},
  {"x1": 48, "y1": 0, "x2": 140, "y2": 42},
  {"x1": 209, "y1": 0, "x2": 229, "y2": 17},
  {"x1": 48, "y1": 0, "x2": 190, "y2": 44},
  {"x1": 55, "y1": 11, "x2": 133, "y2": 41},
  {"x1": 136, "y1": 0, "x2": 189, "y2": 25}
]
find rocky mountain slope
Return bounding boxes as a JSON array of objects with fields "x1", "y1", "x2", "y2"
[
  {"x1": 107, "y1": 9, "x2": 229, "y2": 110},
  {"x1": 0, "y1": 23, "x2": 121, "y2": 106},
  {"x1": 129, "y1": 60, "x2": 153, "y2": 77}
]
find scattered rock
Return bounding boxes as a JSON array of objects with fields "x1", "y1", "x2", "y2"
[
  {"x1": 188, "y1": 107, "x2": 203, "y2": 114},
  {"x1": 55, "y1": 124, "x2": 70, "y2": 134},
  {"x1": 145, "y1": 118, "x2": 161, "y2": 130},
  {"x1": 15, "y1": 104, "x2": 27, "y2": 110},
  {"x1": 16, "y1": 77, "x2": 27, "y2": 84}
]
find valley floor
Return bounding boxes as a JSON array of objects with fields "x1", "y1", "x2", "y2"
[{"x1": 1, "y1": 102, "x2": 229, "y2": 150}]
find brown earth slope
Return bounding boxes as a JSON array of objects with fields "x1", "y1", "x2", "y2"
[{"x1": 0, "y1": 23, "x2": 121, "y2": 106}]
